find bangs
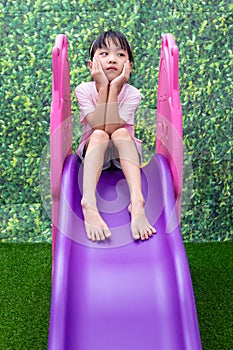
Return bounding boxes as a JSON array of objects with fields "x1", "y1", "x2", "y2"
[
  {"x1": 89, "y1": 30, "x2": 134, "y2": 62},
  {"x1": 101, "y1": 33, "x2": 128, "y2": 51}
]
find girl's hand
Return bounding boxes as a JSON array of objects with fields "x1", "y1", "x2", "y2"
[
  {"x1": 110, "y1": 61, "x2": 131, "y2": 93},
  {"x1": 90, "y1": 56, "x2": 109, "y2": 91}
]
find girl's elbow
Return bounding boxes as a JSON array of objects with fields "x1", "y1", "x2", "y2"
[{"x1": 105, "y1": 122, "x2": 124, "y2": 135}]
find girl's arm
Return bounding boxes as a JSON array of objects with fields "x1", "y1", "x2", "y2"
[
  {"x1": 85, "y1": 86, "x2": 108, "y2": 130},
  {"x1": 104, "y1": 86, "x2": 125, "y2": 135},
  {"x1": 85, "y1": 57, "x2": 109, "y2": 130},
  {"x1": 105, "y1": 61, "x2": 131, "y2": 135}
]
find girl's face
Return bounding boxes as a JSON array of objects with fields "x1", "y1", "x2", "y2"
[{"x1": 89, "y1": 39, "x2": 132, "y2": 82}]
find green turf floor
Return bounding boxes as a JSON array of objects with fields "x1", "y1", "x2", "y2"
[{"x1": 0, "y1": 242, "x2": 232, "y2": 350}]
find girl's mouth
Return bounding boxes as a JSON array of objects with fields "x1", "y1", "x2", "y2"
[{"x1": 107, "y1": 66, "x2": 118, "y2": 71}]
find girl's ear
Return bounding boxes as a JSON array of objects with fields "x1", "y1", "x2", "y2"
[
  {"x1": 88, "y1": 60, "x2": 93, "y2": 71},
  {"x1": 128, "y1": 60, "x2": 133, "y2": 71}
]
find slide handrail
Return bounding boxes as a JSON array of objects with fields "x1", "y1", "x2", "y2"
[
  {"x1": 156, "y1": 33, "x2": 183, "y2": 220},
  {"x1": 50, "y1": 34, "x2": 72, "y2": 273}
]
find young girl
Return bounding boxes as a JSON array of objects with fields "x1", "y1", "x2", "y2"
[{"x1": 75, "y1": 30, "x2": 156, "y2": 242}]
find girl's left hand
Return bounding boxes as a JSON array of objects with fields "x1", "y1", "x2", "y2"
[{"x1": 110, "y1": 61, "x2": 131, "y2": 93}]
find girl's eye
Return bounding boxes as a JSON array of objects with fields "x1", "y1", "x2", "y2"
[
  {"x1": 100, "y1": 52, "x2": 108, "y2": 56},
  {"x1": 118, "y1": 52, "x2": 125, "y2": 57}
]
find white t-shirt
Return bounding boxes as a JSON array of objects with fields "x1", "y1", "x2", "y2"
[{"x1": 74, "y1": 81, "x2": 142, "y2": 161}]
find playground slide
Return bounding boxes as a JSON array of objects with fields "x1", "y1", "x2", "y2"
[
  {"x1": 48, "y1": 153, "x2": 202, "y2": 350},
  {"x1": 48, "y1": 33, "x2": 202, "y2": 349}
]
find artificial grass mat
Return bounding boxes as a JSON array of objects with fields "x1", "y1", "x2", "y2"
[{"x1": 0, "y1": 242, "x2": 232, "y2": 350}]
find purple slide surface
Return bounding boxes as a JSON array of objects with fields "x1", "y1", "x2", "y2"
[{"x1": 48, "y1": 153, "x2": 202, "y2": 350}]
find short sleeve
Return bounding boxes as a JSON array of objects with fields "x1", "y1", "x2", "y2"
[
  {"x1": 118, "y1": 85, "x2": 142, "y2": 125},
  {"x1": 74, "y1": 83, "x2": 96, "y2": 124}
]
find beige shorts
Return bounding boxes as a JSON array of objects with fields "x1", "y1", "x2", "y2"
[{"x1": 78, "y1": 138, "x2": 142, "y2": 170}]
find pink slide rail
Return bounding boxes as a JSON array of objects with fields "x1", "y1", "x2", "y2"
[
  {"x1": 156, "y1": 34, "x2": 183, "y2": 220},
  {"x1": 50, "y1": 34, "x2": 72, "y2": 272},
  {"x1": 50, "y1": 33, "x2": 183, "y2": 271}
]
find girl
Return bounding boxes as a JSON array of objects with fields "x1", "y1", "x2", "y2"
[{"x1": 75, "y1": 30, "x2": 156, "y2": 242}]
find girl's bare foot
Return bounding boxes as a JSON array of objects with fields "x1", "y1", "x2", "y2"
[
  {"x1": 128, "y1": 197, "x2": 156, "y2": 241},
  {"x1": 81, "y1": 199, "x2": 111, "y2": 241}
]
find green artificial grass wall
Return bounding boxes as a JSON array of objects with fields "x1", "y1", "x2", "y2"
[
  {"x1": 0, "y1": 242, "x2": 232, "y2": 349},
  {"x1": 0, "y1": 0, "x2": 232, "y2": 242}
]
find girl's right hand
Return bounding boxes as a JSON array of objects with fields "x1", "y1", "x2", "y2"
[{"x1": 91, "y1": 57, "x2": 109, "y2": 91}]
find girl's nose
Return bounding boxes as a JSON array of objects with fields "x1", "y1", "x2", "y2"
[{"x1": 108, "y1": 54, "x2": 116, "y2": 63}]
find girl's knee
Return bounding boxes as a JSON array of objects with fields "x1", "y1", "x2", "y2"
[
  {"x1": 90, "y1": 129, "x2": 109, "y2": 144},
  {"x1": 111, "y1": 127, "x2": 131, "y2": 140}
]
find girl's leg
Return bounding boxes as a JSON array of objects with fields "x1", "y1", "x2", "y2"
[
  {"x1": 111, "y1": 127, "x2": 156, "y2": 240},
  {"x1": 81, "y1": 129, "x2": 111, "y2": 241}
]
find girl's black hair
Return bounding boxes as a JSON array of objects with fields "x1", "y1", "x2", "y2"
[{"x1": 89, "y1": 30, "x2": 134, "y2": 63}]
